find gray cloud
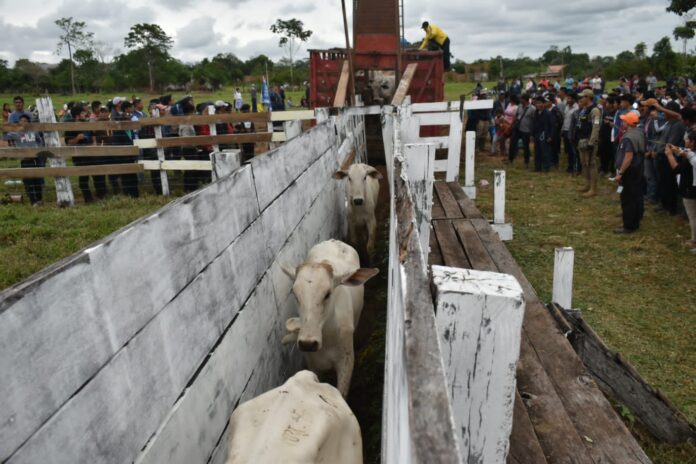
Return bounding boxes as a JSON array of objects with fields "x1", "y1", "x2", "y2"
[{"x1": 0, "y1": 0, "x2": 686, "y2": 67}]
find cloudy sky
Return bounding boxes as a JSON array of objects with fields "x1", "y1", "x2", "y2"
[{"x1": 0, "y1": 0, "x2": 686, "y2": 66}]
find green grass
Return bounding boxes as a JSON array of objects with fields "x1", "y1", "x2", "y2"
[
  {"x1": 471, "y1": 153, "x2": 696, "y2": 464},
  {"x1": 0, "y1": 194, "x2": 173, "y2": 290}
]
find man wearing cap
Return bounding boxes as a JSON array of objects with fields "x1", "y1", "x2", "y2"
[
  {"x1": 576, "y1": 89, "x2": 603, "y2": 196},
  {"x1": 614, "y1": 112, "x2": 646, "y2": 233},
  {"x1": 420, "y1": 21, "x2": 450, "y2": 71}
]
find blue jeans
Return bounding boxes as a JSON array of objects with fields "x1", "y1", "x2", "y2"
[
  {"x1": 563, "y1": 131, "x2": 580, "y2": 173},
  {"x1": 644, "y1": 155, "x2": 658, "y2": 203}
]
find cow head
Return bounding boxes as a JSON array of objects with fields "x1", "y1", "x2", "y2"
[
  {"x1": 333, "y1": 163, "x2": 382, "y2": 207},
  {"x1": 281, "y1": 262, "x2": 378, "y2": 352}
]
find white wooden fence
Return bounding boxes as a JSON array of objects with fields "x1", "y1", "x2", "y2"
[
  {"x1": 381, "y1": 101, "x2": 525, "y2": 464},
  {"x1": 0, "y1": 110, "x2": 365, "y2": 464}
]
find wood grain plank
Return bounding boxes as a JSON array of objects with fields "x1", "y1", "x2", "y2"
[
  {"x1": 0, "y1": 163, "x2": 143, "y2": 179},
  {"x1": 333, "y1": 60, "x2": 350, "y2": 108},
  {"x1": 432, "y1": 220, "x2": 470, "y2": 269},
  {"x1": 447, "y1": 181, "x2": 483, "y2": 219},
  {"x1": 451, "y1": 219, "x2": 497, "y2": 272},
  {"x1": 507, "y1": 390, "x2": 548, "y2": 464},
  {"x1": 251, "y1": 122, "x2": 336, "y2": 211},
  {"x1": 428, "y1": 223, "x2": 443, "y2": 266},
  {"x1": 156, "y1": 132, "x2": 272, "y2": 148},
  {"x1": 390, "y1": 63, "x2": 418, "y2": 106},
  {"x1": 431, "y1": 184, "x2": 447, "y2": 220},
  {"x1": 434, "y1": 181, "x2": 463, "y2": 219},
  {"x1": 0, "y1": 146, "x2": 140, "y2": 159}
]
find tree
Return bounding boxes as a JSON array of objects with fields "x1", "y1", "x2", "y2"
[
  {"x1": 673, "y1": 19, "x2": 696, "y2": 54},
  {"x1": 653, "y1": 36, "x2": 679, "y2": 77},
  {"x1": 667, "y1": 0, "x2": 695, "y2": 15},
  {"x1": 634, "y1": 42, "x2": 647, "y2": 60},
  {"x1": 270, "y1": 18, "x2": 312, "y2": 85},
  {"x1": 124, "y1": 23, "x2": 173, "y2": 91},
  {"x1": 55, "y1": 17, "x2": 94, "y2": 95}
]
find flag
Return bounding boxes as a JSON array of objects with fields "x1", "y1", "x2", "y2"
[{"x1": 261, "y1": 78, "x2": 271, "y2": 111}]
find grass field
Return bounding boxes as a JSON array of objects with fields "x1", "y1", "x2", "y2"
[{"x1": 1, "y1": 83, "x2": 694, "y2": 462}]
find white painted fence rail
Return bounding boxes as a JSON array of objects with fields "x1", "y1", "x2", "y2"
[
  {"x1": 0, "y1": 109, "x2": 366, "y2": 464},
  {"x1": 432, "y1": 266, "x2": 525, "y2": 464}
]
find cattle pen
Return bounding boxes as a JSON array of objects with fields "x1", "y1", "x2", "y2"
[{"x1": 1, "y1": 90, "x2": 688, "y2": 464}]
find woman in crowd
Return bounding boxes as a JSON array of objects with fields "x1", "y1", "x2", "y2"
[{"x1": 665, "y1": 133, "x2": 696, "y2": 253}]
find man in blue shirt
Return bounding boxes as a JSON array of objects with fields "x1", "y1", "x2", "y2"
[{"x1": 8, "y1": 96, "x2": 28, "y2": 123}]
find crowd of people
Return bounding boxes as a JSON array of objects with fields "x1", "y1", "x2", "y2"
[
  {"x1": 1, "y1": 91, "x2": 270, "y2": 205},
  {"x1": 468, "y1": 73, "x2": 696, "y2": 251}
]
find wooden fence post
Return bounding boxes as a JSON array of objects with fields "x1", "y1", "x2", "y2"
[
  {"x1": 491, "y1": 170, "x2": 513, "y2": 241},
  {"x1": 207, "y1": 105, "x2": 219, "y2": 153},
  {"x1": 432, "y1": 265, "x2": 525, "y2": 464},
  {"x1": 403, "y1": 142, "x2": 437, "y2": 256},
  {"x1": 463, "y1": 131, "x2": 476, "y2": 199},
  {"x1": 210, "y1": 149, "x2": 241, "y2": 181},
  {"x1": 553, "y1": 247, "x2": 574, "y2": 309},
  {"x1": 152, "y1": 108, "x2": 170, "y2": 196},
  {"x1": 36, "y1": 97, "x2": 74, "y2": 207}
]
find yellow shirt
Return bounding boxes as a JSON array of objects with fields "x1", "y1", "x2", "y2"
[{"x1": 420, "y1": 24, "x2": 448, "y2": 49}]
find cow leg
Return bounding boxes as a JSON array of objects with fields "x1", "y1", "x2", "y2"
[
  {"x1": 335, "y1": 331, "x2": 355, "y2": 397},
  {"x1": 366, "y1": 214, "x2": 377, "y2": 254}
]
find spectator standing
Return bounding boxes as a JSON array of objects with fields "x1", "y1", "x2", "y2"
[
  {"x1": 654, "y1": 100, "x2": 686, "y2": 214},
  {"x1": 4, "y1": 113, "x2": 45, "y2": 205},
  {"x1": 65, "y1": 105, "x2": 105, "y2": 203},
  {"x1": 665, "y1": 133, "x2": 696, "y2": 251},
  {"x1": 3, "y1": 103, "x2": 12, "y2": 122},
  {"x1": 598, "y1": 96, "x2": 617, "y2": 176},
  {"x1": 8, "y1": 96, "x2": 26, "y2": 123},
  {"x1": 508, "y1": 94, "x2": 534, "y2": 166},
  {"x1": 646, "y1": 71, "x2": 658, "y2": 93},
  {"x1": 250, "y1": 84, "x2": 258, "y2": 112},
  {"x1": 576, "y1": 89, "x2": 602, "y2": 197},
  {"x1": 235, "y1": 103, "x2": 256, "y2": 161},
  {"x1": 614, "y1": 112, "x2": 646, "y2": 233},
  {"x1": 532, "y1": 96, "x2": 553, "y2": 172},
  {"x1": 562, "y1": 92, "x2": 580, "y2": 174},
  {"x1": 234, "y1": 88, "x2": 243, "y2": 112}
]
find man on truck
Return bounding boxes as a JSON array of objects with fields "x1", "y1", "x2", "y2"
[{"x1": 420, "y1": 21, "x2": 450, "y2": 71}]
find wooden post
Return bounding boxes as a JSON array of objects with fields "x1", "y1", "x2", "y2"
[
  {"x1": 432, "y1": 265, "x2": 525, "y2": 464},
  {"x1": 445, "y1": 111, "x2": 463, "y2": 183},
  {"x1": 152, "y1": 108, "x2": 170, "y2": 196},
  {"x1": 210, "y1": 149, "x2": 241, "y2": 181},
  {"x1": 207, "y1": 105, "x2": 219, "y2": 153},
  {"x1": 493, "y1": 170, "x2": 505, "y2": 224},
  {"x1": 552, "y1": 247, "x2": 574, "y2": 309},
  {"x1": 36, "y1": 97, "x2": 74, "y2": 207},
  {"x1": 463, "y1": 131, "x2": 476, "y2": 199},
  {"x1": 403, "y1": 142, "x2": 437, "y2": 256}
]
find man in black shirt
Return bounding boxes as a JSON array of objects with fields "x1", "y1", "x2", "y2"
[{"x1": 655, "y1": 101, "x2": 686, "y2": 214}]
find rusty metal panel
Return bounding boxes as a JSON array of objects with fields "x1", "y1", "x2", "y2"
[{"x1": 354, "y1": 0, "x2": 398, "y2": 35}]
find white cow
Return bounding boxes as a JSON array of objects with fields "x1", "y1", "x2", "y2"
[
  {"x1": 226, "y1": 370, "x2": 363, "y2": 464},
  {"x1": 281, "y1": 239, "x2": 378, "y2": 397},
  {"x1": 333, "y1": 163, "x2": 382, "y2": 260}
]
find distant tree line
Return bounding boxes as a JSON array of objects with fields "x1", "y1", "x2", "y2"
[
  {"x1": 452, "y1": 37, "x2": 696, "y2": 82},
  {"x1": 0, "y1": 17, "x2": 310, "y2": 94}
]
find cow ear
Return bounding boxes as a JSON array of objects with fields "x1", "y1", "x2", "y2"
[
  {"x1": 367, "y1": 167, "x2": 383, "y2": 180},
  {"x1": 280, "y1": 263, "x2": 296, "y2": 280},
  {"x1": 342, "y1": 268, "x2": 380, "y2": 286},
  {"x1": 333, "y1": 170, "x2": 348, "y2": 179}
]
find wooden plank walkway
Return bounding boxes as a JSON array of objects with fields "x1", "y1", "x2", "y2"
[{"x1": 429, "y1": 181, "x2": 652, "y2": 464}]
